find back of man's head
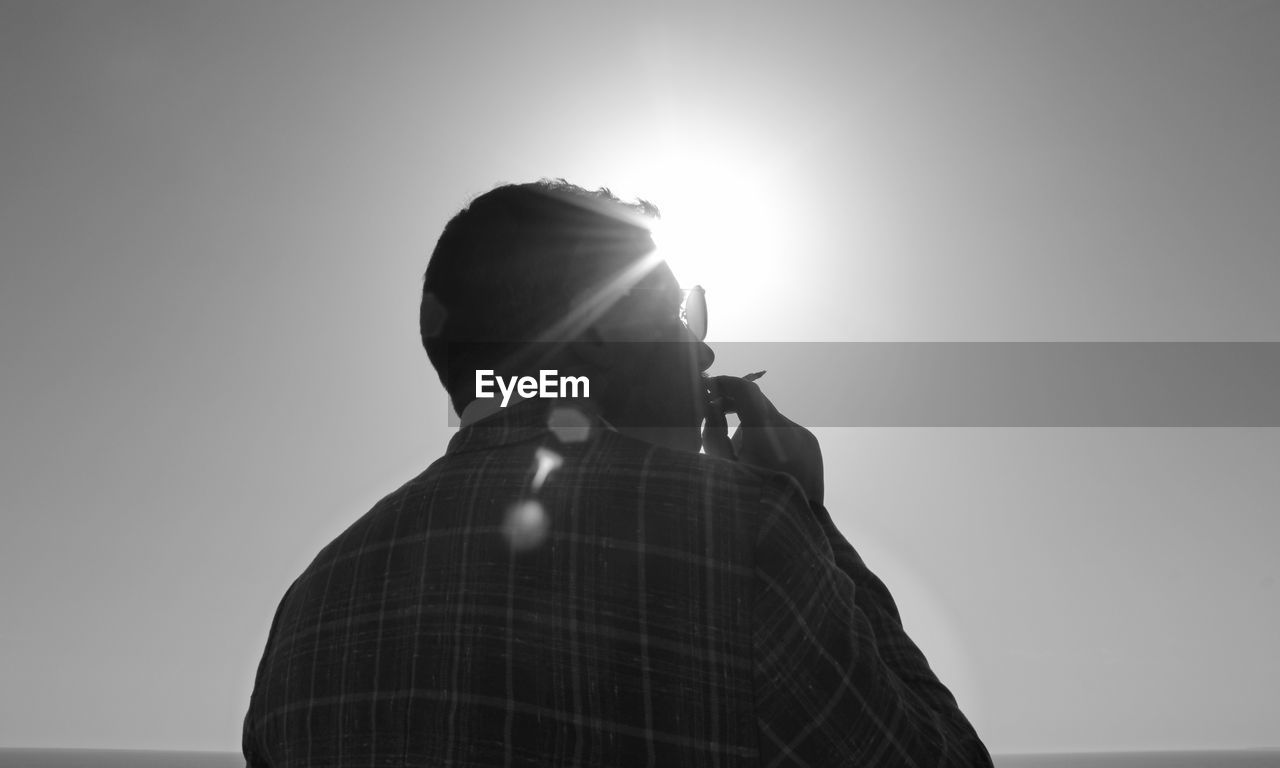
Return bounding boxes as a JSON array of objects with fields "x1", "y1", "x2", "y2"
[{"x1": 421, "y1": 179, "x2": 658, "y2": 412}]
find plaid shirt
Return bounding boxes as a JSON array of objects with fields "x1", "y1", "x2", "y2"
[{"x1": 243, "y1": 401, "x2": 991, "y2": 766}]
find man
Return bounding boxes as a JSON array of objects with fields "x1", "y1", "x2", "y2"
[{"x1": 243, "y1": 180, "x2": 992, "y2": 766}]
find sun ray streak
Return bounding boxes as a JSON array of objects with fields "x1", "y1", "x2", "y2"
[{"x1": 496, "y1": 249, "x2": 665, "y2": 375}]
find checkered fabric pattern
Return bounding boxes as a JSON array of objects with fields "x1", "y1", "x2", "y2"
[{"x1": 244, "y1": 401, "x2": 991, "y2": 766}]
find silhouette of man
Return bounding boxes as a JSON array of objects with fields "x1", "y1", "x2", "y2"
[{"x1": 243, "y1": 180, "x2": 992, "y2": 766}]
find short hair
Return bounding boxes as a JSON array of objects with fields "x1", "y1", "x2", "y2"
[{"x1": 421, "y1": 179, "x2": 659, "y2": 411}]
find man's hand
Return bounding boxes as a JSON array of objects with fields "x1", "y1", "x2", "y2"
[{"x1": 702, "y1": 375, "x2": 824, "y2": 506}]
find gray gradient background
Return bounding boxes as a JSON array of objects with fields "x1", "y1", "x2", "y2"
[{"x1": 2, "y1": 0, "x2": 1277, "y2": 754}]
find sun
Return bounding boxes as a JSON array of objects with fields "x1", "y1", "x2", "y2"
[
  {"x1": 606, "y1": 141, "x2": 794, "y2": 341},
  {"x1": 642, "y1": 158, "x2": 777, "y2": 287}
]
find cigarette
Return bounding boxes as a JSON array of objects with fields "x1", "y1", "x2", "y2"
[{"x1": 743, "y1": 370, "x2": 767, "y2": 382}]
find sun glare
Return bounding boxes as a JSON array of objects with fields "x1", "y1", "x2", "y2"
[
  {"x1": 644, "y1": 167, "x2": 777, "y2": 287},
  {"x1": 607, "y1": 141, "x2": 793, "y2": 340}
]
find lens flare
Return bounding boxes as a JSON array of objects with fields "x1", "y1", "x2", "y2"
[
  {"x1": 503, "y1": 499, "x2": 550, "y2": 552},
  {"x1": 530, "y1": 446, "x2": 563, "y2": 492},
  {"x1": 547, "y1": 406, "x2": 593, "y2": 444}
]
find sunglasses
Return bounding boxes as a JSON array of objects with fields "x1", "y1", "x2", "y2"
[
  {"x1": 607, "y1": 284, "x2": 708, "y2": 342},
  {"x1": 680, "y1": 285, "x2": 708, "y2": 341}
]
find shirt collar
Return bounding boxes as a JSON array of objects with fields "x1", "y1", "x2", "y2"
[{"x1": 446, "y1": 398, "x2": 615, "y2": 455}]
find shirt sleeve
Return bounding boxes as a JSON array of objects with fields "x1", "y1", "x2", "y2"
[
  {"x1": 242, "y1": 585, "x2": 294, "y2": 768},
  {"x1": 751, "y1": 473, "x2": 992, "y2": 766}
]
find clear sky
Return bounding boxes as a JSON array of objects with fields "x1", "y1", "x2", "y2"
[{"x1": 2, "y1": 0, "x2": 1277, "y2": 754}]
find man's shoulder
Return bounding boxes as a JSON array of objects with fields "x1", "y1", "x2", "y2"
[
  {"x1": 289, "y1": 459, "x2": 446, "y2": 577},
  {"x1": 288, "y1": 431, "x2": 809, "y2": 591}
]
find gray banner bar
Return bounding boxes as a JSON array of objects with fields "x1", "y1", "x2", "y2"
[
  {"x1": 443, "y1": 343, "x2": 1280, "y2": 427},
  {"x1": 708, "y1": 342, "x2": 1280, "y2": 427}
]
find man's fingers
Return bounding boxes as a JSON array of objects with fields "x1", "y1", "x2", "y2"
[
  {"x1": 706, "y1": 375, "x2": 778, "y2": 428},
  {"x1": 705, "y1": 375, "x2": 825, "y2": 505}
]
